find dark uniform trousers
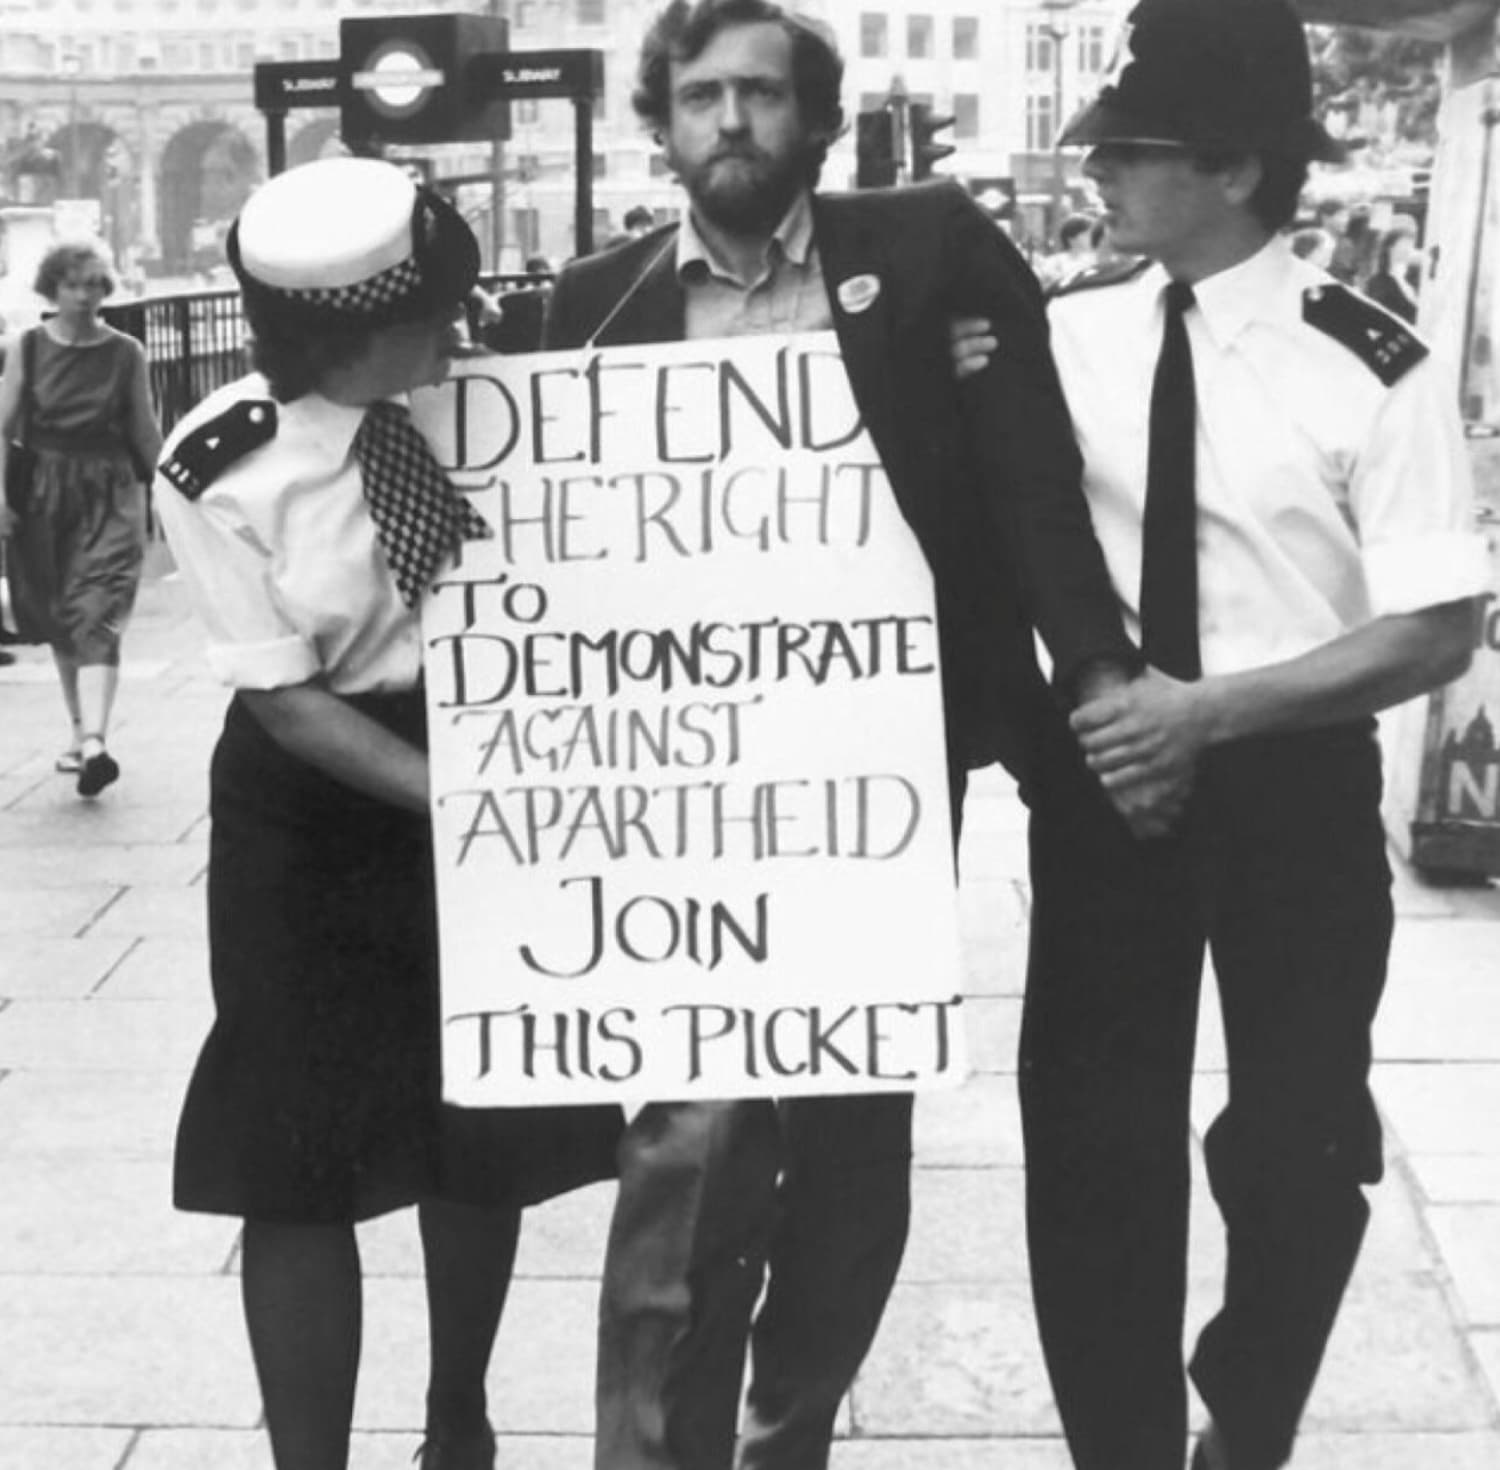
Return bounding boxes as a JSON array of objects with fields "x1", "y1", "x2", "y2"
[
  {"x1": 1020, "y1": 721, "x2": 1392, "y2": 1470},
  {"x1": 593, "y1": 773, "x2": 967, "y2": 1470}
]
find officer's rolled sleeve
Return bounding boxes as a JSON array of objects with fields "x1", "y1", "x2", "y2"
[
  {"x1": 1363, "y1": 531, "x2": 1491, "y2": 617},
  {"x1": 205, "y1": 636, "x2": 322, "y2": 690},
  {"x1": 154, "y1": 475, "x2": 320, "y2": 690},
  {"x1": 1351, "y1": 361, "x2": 1490, "y2": 616}
]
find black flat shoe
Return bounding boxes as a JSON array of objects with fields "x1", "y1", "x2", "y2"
[
  {"x1": 415, "y1": 1422, "x2": 496, "y2": 1470},
  {"x1": 77, "y1": 749, "x2": 120, "y2": 798}
]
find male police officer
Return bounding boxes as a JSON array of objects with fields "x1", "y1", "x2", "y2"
[{"x1": 958, "y1": 1, "x2": 1486, "y2": 1467}]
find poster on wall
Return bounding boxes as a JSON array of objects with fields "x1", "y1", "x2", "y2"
[{"x1": 413, "y1": 331, "x2": 966, "y2": 1106}]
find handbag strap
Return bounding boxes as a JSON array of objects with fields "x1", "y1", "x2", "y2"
[{"x1": 15, "y1": 327, "x2": 37, "y2": 444}]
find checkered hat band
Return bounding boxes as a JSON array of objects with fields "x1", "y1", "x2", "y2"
[
  {"x1": 274, "y1": 256, "x2": 424, "y2": 316},
  {"x1": 354, "y1": 401, "x2": 493, "y2": 607}
]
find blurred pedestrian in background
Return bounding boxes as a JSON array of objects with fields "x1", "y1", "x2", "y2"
[
  {"x1": 622, "y1": 204, "x2": 656, "y2": 239},
  {"x1": 1364, "y1": 214, "x2": 1422, "y2": 323},
  {"x1": 0, "y1": 308, "x2": 20, "y2": 662},
  {"x1": 1044, "y1": 211, "x2": 1099, "y2": 290},
  {"x1": 0, "y1": 241, "x2": 160, "y2": 794},
  {"x1": 154, "y1": 156, "x2": 619, "y2": 1470},
  {"x1": 1289, "y1": 224, "x2": 1336, "y2": 271}
]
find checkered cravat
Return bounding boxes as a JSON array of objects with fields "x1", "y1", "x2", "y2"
[{"x1": 354, "y1": 401, "x2": 492, "y2": 607}]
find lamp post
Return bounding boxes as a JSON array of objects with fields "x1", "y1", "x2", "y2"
[{"x1": 1039, "y1": 0, "x2": 1079, "y2": 244}]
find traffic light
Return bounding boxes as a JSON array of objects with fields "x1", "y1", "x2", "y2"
[
  {"x1": 855, "y1": 109, "x2": 897, "y2": 190},
  {"x1": 340, "y1": 13, "x2": 511, "y2": 146},
  {"x1": 909, "y1": 103, "x2": 956, "y2": 182}
]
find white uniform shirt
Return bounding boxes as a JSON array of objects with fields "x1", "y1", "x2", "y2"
[
  {"x1": 1048, "y1": 237, "x2": 1488, "y2": 677},
  {"x1": 155, "y1": 376, "x2": 423, "y2": 694}
]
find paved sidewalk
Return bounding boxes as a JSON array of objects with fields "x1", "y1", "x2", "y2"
[{"x1": 2, "y1": 568, "x2": 1499, "y2": 1468}]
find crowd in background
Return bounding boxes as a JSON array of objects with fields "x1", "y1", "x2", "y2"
[{"x1": 1030, "y1": 194, "x2": 1427, "y2": 323}]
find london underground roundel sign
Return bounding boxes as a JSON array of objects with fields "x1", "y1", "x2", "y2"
[{"x1": 352, "y1": 39, "x2": 446, "y2": 121}]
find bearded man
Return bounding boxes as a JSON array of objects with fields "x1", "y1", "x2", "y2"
[{"x1": 543, "y1": 4, "x2": 1150, "y2": 1466}]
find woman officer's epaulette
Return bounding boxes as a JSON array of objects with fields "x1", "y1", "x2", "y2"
[
  {"x1": 159, "y1": 400, "x2": 278, "y2": 500},
  {"x1": 1047, "y1": 256, "x2": 1152, "y2": 298},
  {"x1": 1302, "y1": 282, "x2": 1427, "y2": 387}
]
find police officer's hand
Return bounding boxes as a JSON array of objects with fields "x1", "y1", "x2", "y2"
[
  {"x1": 948, "y1": 316, "x2": 997, "y2": 380},
  {"x1": 0, "y1": 503, "x2": 16, "y2": 539},
  {"x1": 1107, "y1": 769, "x2": 1195, "y2": 840},
  {"x1": 1071, "y1": 667, "x2": 1209, "y2": 835}
]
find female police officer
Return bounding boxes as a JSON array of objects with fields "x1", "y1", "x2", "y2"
[{"x1": 155, "y1": 157, "x2": 620, "y2": 1470}]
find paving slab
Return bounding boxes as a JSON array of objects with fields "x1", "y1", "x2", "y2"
[
  {"x1": 0, "y1": 937, "x2": 135, "y2": 998},
  {"x1": 1270, "y1": 1435, "x2": 1500, "y2": 1469},
  {"x1": 0, "y1": 843, "x2": 204, "y2": 890},
  {"x1": 0, "y1": 997, "x2": 209, "y2": 1073},
  {"x1": 351, "y1": 1277, "x2": 598, "y2": 1434},
  {"x1": 0, "y1": 803, "x2": 201, "y2": 849},
  {"x1": 1380, "y1": 921, "x2": 1500, "y2": 1060},
  {"x1": 1428, "y1": 1205, "x2": 1500, "y2": 1326},
  {"x1": 0, "y1": 1427, "x2": 137, "y2": 1470},
  {"x1": 0, "y1": 883, "x2": 121, "y2": 938},
  {"x1": 1374, "y1": 1063, "x2": 1500, "y2": 1156},
  {"x1": 0, "y1": 1156, "x2": 235, "y2": 1277},
  {"x1": 356, "y1": 1183, "x2": 619, "y2": 1284},
  {"x1": 1299, "y1": 1268, "x2": 1494, "y2": 1432},
  {"x1": 851, "y1": 1279, "x2": 1059, "y2": 1437},
  {"x1": 97, "y1": 938, "x2": 209, "y2": 1003},
  {"x1": 81, "y1": 885, "x2": 208, "y2": 941},
  {"x1": 833, "y1": 1442, "x2": 1074, "y2": 1469},
  {"x1": 0, "y1": 1276, "x2": 260, "y2": 1426},
  {"x1": 913, "y1": 1075, "x2": 1024, "y2": 1167},
  {"x1": 962, "y1": 995, "x2": 1022, "y2": 1075},
  {"x1": 0, "y1": 1069, "x2": 183, "y2": 1157},
  {"x1": 126, "y1": 1430, "x2": 596, "y2": 1470},
  {"x1": 1408, "y1": 1155, "x2": 1500, "y2": 1204},
  {"x1": 1470, "y1": 1330, "x2": 1500, "y2": 1413},
  {"x1": 901, "y1": 1166, "x2": 1026, "y2": 1285}
]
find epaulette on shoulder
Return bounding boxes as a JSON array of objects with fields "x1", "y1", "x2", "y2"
[
  {"x1": 1303, "y1": 282, "x2": 1428, "y2": 387},
  {"x1": 159, "y1": 399, "x2": 277, "y2": 501},
  {"x1": 1048, "y1": 256, "x2": 1152, "y2": 299}
]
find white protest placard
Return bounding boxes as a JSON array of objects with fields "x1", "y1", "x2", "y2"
[{"x1": 413, "y1": 330, "x2": 965, "y2": 1106}]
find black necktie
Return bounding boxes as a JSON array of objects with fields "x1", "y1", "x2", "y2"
[
  {"x1": 353, "y1": 401, "x2": 493, "y2": 607},
  {"x1": 1139, "y1": 279, "x2": 1200, "y2": 680}
]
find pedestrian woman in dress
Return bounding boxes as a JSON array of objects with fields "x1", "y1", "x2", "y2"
[
  {"x1": 154, "y1": 158, "x2": 620, "y2": 1470},
  {"x1": 0, "y1": 241, "x2": 161, "y2": 794}
]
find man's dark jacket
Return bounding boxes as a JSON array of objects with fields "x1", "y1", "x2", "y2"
[{"x1": 542, "y1": 180, "x2": 1136, "y2": 786}]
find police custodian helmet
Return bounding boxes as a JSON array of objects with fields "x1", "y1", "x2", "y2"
[
  {"x1": 226, "y1": 156, "x2": 480, "y2": 331},
  {"x1": 1058, "y1": 0, "x2": 1345, "y2": 163}
]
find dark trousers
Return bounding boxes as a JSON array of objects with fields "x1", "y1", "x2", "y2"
[
  {"x1": 594, "y1": 1092, "x2": 914, "y2": 1470},
  {"x1": 1020, "y1": 724, "x2": 1392, "y2": 1470},
  {"x1": 592, "y1": 767, "x2": 967, "y2": 1470}
]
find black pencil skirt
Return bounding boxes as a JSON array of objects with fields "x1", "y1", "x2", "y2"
[{"x1": 173, "y1": 691, "x2": 621, "y2": 1225}]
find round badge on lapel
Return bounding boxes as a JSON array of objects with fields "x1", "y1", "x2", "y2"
[{"x1": 837, "y1": 274, "x2": 882, "y2": 316}]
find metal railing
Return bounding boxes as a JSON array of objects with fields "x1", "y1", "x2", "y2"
[
  {"x1": 104, "y1": 292, "x2": 247, "y2": 435},
  {"x1": 103, "y1": 273, "x2": 548, "y2": 434}
]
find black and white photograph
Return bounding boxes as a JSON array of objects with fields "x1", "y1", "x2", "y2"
[{"x1": 1, "y1": 2, "x2": 1499, "y2": 1468}]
